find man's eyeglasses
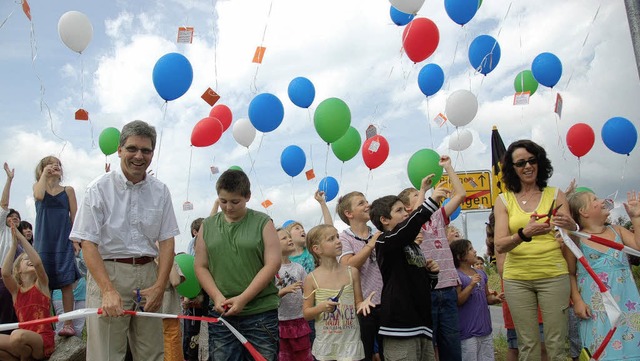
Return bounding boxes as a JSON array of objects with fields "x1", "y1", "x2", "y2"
[
  {"x1": 124, "y1": 146, "x2": 153, "y2": 155},
  {"x1": 513, "y1": 158, "x2": 537, "y2": 168}
]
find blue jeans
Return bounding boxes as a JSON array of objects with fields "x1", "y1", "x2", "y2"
[
  {"x1": 208, "y1": 309, "x2": 279, "y2": 361},
  {"x1": 431, "y1": 287, "x2": 462, "y2": 361}
]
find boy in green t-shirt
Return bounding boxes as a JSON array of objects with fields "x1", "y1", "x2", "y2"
[{"x1": 194, "y1": 169, "x2": 281, "y2": 361}]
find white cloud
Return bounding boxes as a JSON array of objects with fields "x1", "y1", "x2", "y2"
[{"x1": 1, "y1": 0, "x2": 639, "y2": 255}]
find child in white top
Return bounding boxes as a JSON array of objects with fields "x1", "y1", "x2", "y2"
[
  {"x1": 303, "y1": 224, "x2": 374, "y2": 361},
  {"x1": 276, "y1": 228, "x2": 312, "y2": 361}
]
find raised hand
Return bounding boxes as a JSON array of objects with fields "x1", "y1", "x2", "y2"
[
  {"x1": 3, "y1": 162, "x2": 14, "y2": 179},
  {"x1": 438, "y1": 155, "x2": 452, "y2": 168},
  {"x1": 624, "y1": 191, "x2": 640, "y2": 219},
  {"x1": 420, "y1": 174, "x2": 436, "y2": 192},
  {"x1": 314, "y1": 190, "x2": 326, "y2": 204}
]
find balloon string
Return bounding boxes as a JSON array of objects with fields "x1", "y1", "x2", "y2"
[
  {"x1": 365, "y1": 170, "x2": 372, "y2": 198},
  {"x1": 577, "y1": 158, "x2": 582, "y2": 183},
  {"x1": 250, "y1": 0, "x2": 275, "y2": 94},
  {"x1": 290, "y1": 177, "x2": 297, "y2": 219},
  {"x1": 445, "y1": 39, "x2": 459, "y2": 92},
  {"x1": 212, "y1": 0, "x2": 219, "y2": 92},
  {"x1": 0, "y1": 1, "x2": 17, "y2": 30},
  {"x1": 186, "y1": 147, "x2": 193, "y2": 201},
  {"x1": 154, "y1": 104, "x2": 168, "y2": 179},
  {"x1": 562, "y1": 4, "x2": 601, "y2": 91},
  {"x1": 324, "y1": 143, "x2": 330, "y2": 178},
  {"x1": 553, "y1": 113, "x2": 567, "y2": 159},
  {"x1": 426, "y1": 99, "x2": 434, "y2": 149},
  {"x1": 248, "y1": 137, "x2": 271, "y2": 216},
  {"x1": 27, "y1": 13, "x2": 68, "y2": 155},
  {"x1": 336, "y1": 162, "x2": 345, "y2": 224}
]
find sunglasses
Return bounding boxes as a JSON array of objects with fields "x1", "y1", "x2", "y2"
[{"x1": 513, "y1": 158, "x2": 538, "y2": 168}]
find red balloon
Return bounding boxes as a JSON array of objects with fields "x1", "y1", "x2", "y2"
[
  {"x1": 402, "y1": 17, "x2": 440, "y2": 63},
  {"x1": 362, "y1": 135, "x2": 390, "y2": 170},
  {"x1": 566, "y1": 123, "x2": 595, "y2": 158},
  {"x1": 209, "y1": 104, "x2": 232, "y2": 132},
  {"x1": 191, "y1": 117, "x2": 223, "y2": 147}
]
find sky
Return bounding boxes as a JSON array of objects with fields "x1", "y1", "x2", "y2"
[{"x1": 1, "y1": 0, "x2": 639, "y2": 255}]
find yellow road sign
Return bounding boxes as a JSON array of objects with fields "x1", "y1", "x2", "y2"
[{"x1": 440, "y1": 170, "x2": 493, "y2": 211}]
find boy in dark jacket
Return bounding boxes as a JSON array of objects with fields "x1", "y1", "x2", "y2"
[{"x1": 369, "y1": 175, "x2": 441, "y2": 361}]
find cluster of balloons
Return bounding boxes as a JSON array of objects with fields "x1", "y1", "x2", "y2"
[
  {"x1": 58, "y1": 11, "x2": 93, "y2": 54},
  {"x1": 191, "y1": 104, "x2": 233, "y2": 147},
  {"x1": 566, "y1": 117, "x2": 637, "y2": 158},
  {"x1": 99, "y1": 127, "x2": 121, "y2": 156}
]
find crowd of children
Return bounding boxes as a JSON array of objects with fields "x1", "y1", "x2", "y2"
[{"x1": 2, "y1": 147, "x2": 640, "y2": 361}]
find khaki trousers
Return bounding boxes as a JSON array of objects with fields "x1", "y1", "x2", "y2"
[{"x1": 86, "y1": 261, "x2": 163, "y2": 361}]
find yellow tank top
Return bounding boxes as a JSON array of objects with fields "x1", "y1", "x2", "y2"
[{"x1": 501, "y1": 187, "x2": 568, "y2": 280}]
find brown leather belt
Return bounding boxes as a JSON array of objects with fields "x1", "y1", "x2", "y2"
[{"x1": 104, "y1": 256, "x2": 154, "y2": 265}]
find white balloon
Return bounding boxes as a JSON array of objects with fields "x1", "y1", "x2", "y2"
[
  {"x1": 58, "y1": 11, "x2": 93, "y2": 53},
  {"x1": 389, "y1": 0, "x2": 425, "y2": 14},
  {"x1": 449, "y1": 129, "x2": 473, "y2": 151},
  {"x1": 232, "y1": 118, "x2": 257, "y2": 148},
  {"x1": 445, "y1": 89, "x2": 478, "y2": 127}
]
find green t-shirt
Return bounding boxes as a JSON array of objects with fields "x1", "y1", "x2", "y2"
[{"x1": 202, "y1": 208, "x2": 279, "y2": 316}]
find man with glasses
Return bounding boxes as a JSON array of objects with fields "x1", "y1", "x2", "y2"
[{"x1": 71, "y1": 120, "x2": 179, "y2": 361}]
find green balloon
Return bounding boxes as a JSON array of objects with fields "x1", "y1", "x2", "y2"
[
  {"x1": 514, "y1": 70, "x2": 538, "y2": 96},
  {"x1": 407, "y1": 149, "x2": 443, "y2": 189},
  {"x1": 331, "y1": 127, "x2": 362, "y2": 162},
  {"x1": 229, "y1": 165, "x2": 243, "y2": 171},
  {"x1": 314, "y1": 98, "x2": 351, "y2": 143},
  {"x1": 175, "y1": 254, "x2": 202, "y2": 299},
  {"x1": 575, "y1": 186, "x2": 594, "y2": 194},
  {"x1": 99, "y1": 127, "x2": 120, "y2": 156}
]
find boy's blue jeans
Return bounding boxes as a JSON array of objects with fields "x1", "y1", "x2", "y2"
[
  {"x1": 208, "y1": 309, "x2": 279, "y2": 361},
  {"x1": 431, "y1": 287, "x2": 462, "y2": 361}
]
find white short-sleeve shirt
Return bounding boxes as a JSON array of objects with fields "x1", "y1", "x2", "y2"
[{"x1": 70, "y1": 170, "x2": 179, "y2": 259}]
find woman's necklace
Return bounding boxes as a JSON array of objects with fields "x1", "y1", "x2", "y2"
[
  {"x1": 518, "y1": 190, "x2": 537, "y2": 205},
  {"x1": 587, "y1": 226, "x2": 608, "y2": 235}
]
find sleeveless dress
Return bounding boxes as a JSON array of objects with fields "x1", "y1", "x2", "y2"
[
  {"x1": 310, "y1": 267, "x2": 364, "y2": 361},
  {"x1": 14, "y1": 285, "x2": 56, "y2": 357},
  {"x1": 35, "y1": 189, "x2": 80, "y2": 289},
  {"x1": 577, "y1": 226, "x2": 640, "y2": 360}
]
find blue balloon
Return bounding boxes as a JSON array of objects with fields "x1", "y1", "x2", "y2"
[
  {"x1": 468, "y1": 35, "x2": 501, "y2": 75},
  {"x1": 288, "y1": 77, "x2": 315, "y2": 108},
  {"x1": 531, "y1": 52, "x2": 562, "y2": 88},
  {"x1": 280, "y1": 145, "x2": 306, "y2": 177},
  {"x1": 152, "y1": 53, "x2": 193, "y2": 101},
  {"x1": 443, "y1": 198, "x2": 462, "y2": 221},
  {"x1": 318, "y1": 176, "x2": 339, "y2": 202},
  {"x1": 601, "y1": 117, "x2": 637, "y2": 155},
  {"x1": 445, "y1": 0, "x2": 479, "y2": 26},
  {"x1": 390, "y1": 6, "x2": 414, "y2": 26},
  {"x1": 248, "y1": 93, "x2": 284, "y2": 133},
  {"x1": 418, "y1": 63, "x2": 444, "y2": 97}
]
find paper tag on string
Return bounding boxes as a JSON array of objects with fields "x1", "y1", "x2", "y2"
[
  {"x1": 210, "y1": 166, "x2": 219, "y2": 175},
  {"x1": 261, "y1": 199, "x2": 273, "y2": 208},
  {"x1": 201, "y1": 88, "x2": 220, "y2": 106},
  {"x1": 366, "y1": 125, "x2": 377, "y2": 139},
  {"x1": 305, "y1": 169, "x2": 315, "y2": 180},
  {"x1": 75, "y1": 109, "x2": 89, "y2": 121},
  {"x1": 513, "y1": 92, "x2": 530, "y2": 105},
  {"x1": 182, "y1": 201, "x2": 193, "y2": 211},
  {"x1": 177, "y1": 27, "x2": 194, "y2": 44},
  {"x1": 433, "y1": 113, "x2": 447, "y2": 127},
  {"x1": 22, "y1": 0, "x2": 31, "y2": 20},
  {"x1": 554, "y1": 93, "x2": 563, "y2": 118},
  {"x1": 252, "y1": 46, "x2": 266, "y2": 64}
]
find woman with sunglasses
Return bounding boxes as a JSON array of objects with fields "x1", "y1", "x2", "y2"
[{"x1": 493, "y1": 139, "x2": 577, "y2": 361}]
